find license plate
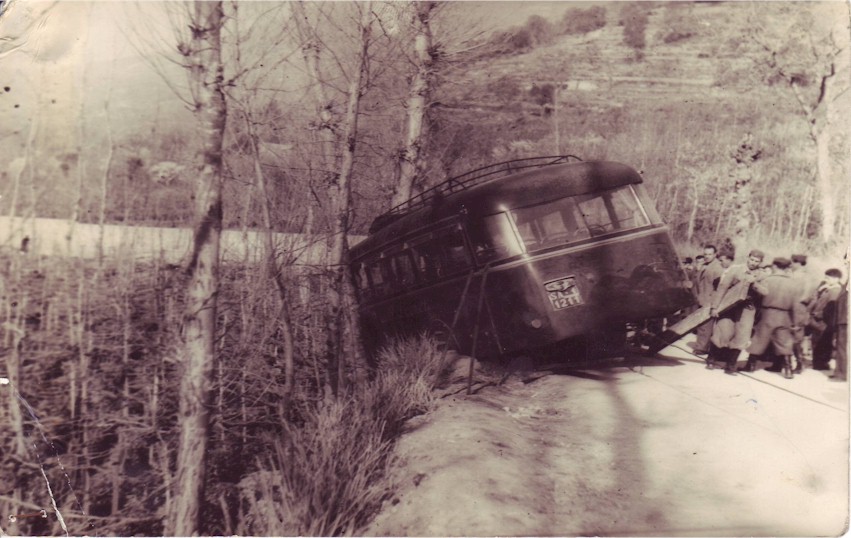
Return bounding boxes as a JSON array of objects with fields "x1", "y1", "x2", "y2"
[{"x1": 544, "y1": 276, "x2": 583, "y2": 310}]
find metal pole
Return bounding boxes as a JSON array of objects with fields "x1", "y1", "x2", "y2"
[
  {"x1": 467, "y1": 265, "x2": 491, "y2": 395},
  {"x1": 554, "y1": 84, "x2": 559, "y2": 154}
]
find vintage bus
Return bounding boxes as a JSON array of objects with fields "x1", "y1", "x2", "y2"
[{"x1": 349, "y1": 156, "x2": 694, "y2": 361}]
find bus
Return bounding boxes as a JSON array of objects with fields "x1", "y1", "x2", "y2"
[{"x1": 349, "y1": 156, "x2": 694, "y2": 361}]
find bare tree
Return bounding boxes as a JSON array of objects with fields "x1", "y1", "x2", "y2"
[
  {"x1": 165, "y1": 2, "x2": 226, "y2": 534},
  {"x1": 293, "y1": 1, "x2": 378, "y2": 396},
  {"x1": 747, "y1": 4, "x2": 851, "y2": 244},
  {"x1": 390, "y1": 1, "x2": 437, "y2": 207}
]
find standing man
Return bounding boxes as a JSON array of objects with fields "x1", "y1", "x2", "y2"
[
  {"x1": 743, "y1": 257, "x2": 804, "y2": 378},
  {"x1": 790, "y1": 254, "x2": 817, "y2": 368},
  {"x1": 809, "y1": 268, "x2": 843, "y2": 371},
  {"x1": 832, "y1": 281, "x2": 848, "y2": 381},
  {"x1": 693, "y1": 244, "x2": 723, "y2": 355},
  {"x1": 708, "y1": 249, "x2": 765, "y2": 375}
]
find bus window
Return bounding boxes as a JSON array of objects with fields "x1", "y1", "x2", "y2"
[
  {"x1": 510, "y1": 185, "x2": 650, "y2": 251},
  {"x1": 441, "y1": 228, "x2": 472, "y2": 274},
  {"x1": 576, "y1": 194, "x2": 612, "y2": 235},
  {"x1": 511, "y1": 197, "x2": 587, "y2": 250},
  {"x1": 474, "y1": 213, "x2": 524, "y2": 263},
  {"x1": 353, "y1": 262, "x2": 369, "y2": 291},
  {"x1": 576, "y1": 185, "x2": 648, "y2": 235},
  {"x1": 365, "y1": 259, "x2": 385, "y2": 299},
  {"x1": 393, "y1": 251, "x2": 418, "y2": 287},
  {"x1": 612, "y1": 185, "x2": 650, "y2": 228},
  {"x1": 411, "y1": 239, "x2": 442, "y2": 281}
]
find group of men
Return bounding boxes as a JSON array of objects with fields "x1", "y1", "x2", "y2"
[{"x1": 682, "y1": 245, "x2": 848, "y2": 380}]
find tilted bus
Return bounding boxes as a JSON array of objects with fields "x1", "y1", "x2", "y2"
[{"x1": 349, "y1": 156, "x2": 694, "y2": 361}]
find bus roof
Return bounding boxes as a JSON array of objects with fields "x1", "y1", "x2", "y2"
[{"x1": 357, "y1": 161, "x2": 643, "y2": 254}]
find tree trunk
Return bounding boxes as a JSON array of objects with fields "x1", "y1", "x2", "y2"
[
  {"x1": 325, "y1": 2, "x2": 372, "y2": 397},
  {"x1": 98, "y1": 83, "x2": 114, "y2": 264},
  {"x1": 390, "y1": 1, "x2": 436, "y2": 208},
  {"x1": 686, "y1": 179, "x2": 699, "y2": 244},
  {"x1": 813, "y1": 125, "x2": 835, "y2": 243},
  {"x1": 166, "y1": 2, "x2": 226, "y2": 535}
]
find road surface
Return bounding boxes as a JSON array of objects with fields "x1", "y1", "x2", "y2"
[{"x1": 367, "y1": 340, "x2": 849, "y2": 537}]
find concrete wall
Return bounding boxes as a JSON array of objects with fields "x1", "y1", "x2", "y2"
[{"x1": 0, "y1": 216, "x2": 364, "y2": 266}]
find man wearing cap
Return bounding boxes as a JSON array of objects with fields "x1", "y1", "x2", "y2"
[
  {"x1": 693, "y1": 244, "x2": 724, "y2": 354},
  {"x1": 808, "y1": 268, "x2": 844, "y2": 371},
  {"x1": 742, "y1": 257, "x2": 807, "y2": 378},
  {"x1": 708, "y1": 249, "x2": 764, "y2": 375}
]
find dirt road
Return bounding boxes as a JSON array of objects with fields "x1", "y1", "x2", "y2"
[{"x1": 367, "y1": 345, "x2": 849, "y2": 537}]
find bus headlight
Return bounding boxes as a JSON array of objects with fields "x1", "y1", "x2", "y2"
[{"x1": 520, "y1": 310, "x2": 545, "y2": 329}]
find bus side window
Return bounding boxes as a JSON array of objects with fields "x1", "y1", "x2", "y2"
[
  {"x1": 441, "y1": 228, "x2": 471, "y2": 274},
  {"x1": 379, "y1": 258, "x2": 394, "y2": 291},
  {"x1": 393, "y1": 251, "x2": 418, "y2": 287},
  {"x1": 353, "y1": 262, "x2": 369, "y2": 292},
  {"x1": 412, "y1": 239, "x2": 443, "y2": 281}
]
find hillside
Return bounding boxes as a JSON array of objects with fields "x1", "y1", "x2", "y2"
[{"x1": 445, "y1": 2, "x2": 775, "y2": 108}]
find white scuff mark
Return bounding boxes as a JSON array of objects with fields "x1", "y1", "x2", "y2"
[
  {"x1": 502, "y1": 405, "x2": 543, "y2": 420},
  {"x1": 9, "y1": 378, "x2": 92, "y2": 533},
  {"x1": 37, "y1": 452, "x2": 69, "y2": 536}
]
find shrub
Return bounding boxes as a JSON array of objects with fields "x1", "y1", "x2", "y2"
[
  {"x1": 529, "y1": 83, "x2": 555, "y2": 108},
  {"x1": 524, "y1": 14, "x2": 557, "y2": 47},
  {"x1": 506, "y1": 27, "x2": 533, "y2": 52},
  {"x1": 561, "y1": 6, "x2": 607, "y2": 35},
  {"x1": 487, "y1": 15, "x2": 557, "y2": 56},
  {"x1": 236, "y1": 336, "x2": 453, "y2": 536},
  {"x1": 620, "y1": 4, "x2": 650, "y2": 58}
]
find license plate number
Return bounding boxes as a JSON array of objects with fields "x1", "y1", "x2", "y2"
[{"x1": 544, "y1": 276, "x2": 583, "y2": 311}]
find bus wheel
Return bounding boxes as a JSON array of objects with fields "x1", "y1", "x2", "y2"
[{"x1": 587, "y1": 325, "x2": 627, "y2": 360}]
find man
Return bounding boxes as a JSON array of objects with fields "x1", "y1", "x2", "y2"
[
  {"x1": 790, "y1": 254, "x2": 818, "y2": 368},
  {"x1": 743, "y1": 257, "x2": 805, "y2": 378},
  {"x1": 832, "y1": 281, "x2": 848, "y2": 381},
  {"x1": 682, "y1": 257, "x2": 694, "y2": 281},
  {"x1": 693, "y1": 244, "x2": 723, "y2": 355},
  {"x1": 708, "y1": 249, "x2": 764, "y2": 375},
  {"x1": 808, "y1": 268, "x2": 843, "y2": 371},
  {"x1": 791, "y1": 254, "x2": 817, "y2": 298},
  {"x1": 690, "y1": 255, "x2": 705, "y2": 301}
]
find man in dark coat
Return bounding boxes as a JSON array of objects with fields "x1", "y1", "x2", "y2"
[
  {"x1": 693, "y1": 244, "x2": 723, "y2": 354},
  {"x1": 832, "y1": 282, "x2": 848, "y2": 381},
  {"x1": 743, "y1": 257, "x2": 807, "y2": 378},
  {"x1": 790, "y1": 254, "x2": 818, "y2": 370},
  {"x1": 708, "y1": 249, "x2": 764, "y2": 375},
  {"x1": 809, "y1": 268, "x2": 843, "y2": 371}
]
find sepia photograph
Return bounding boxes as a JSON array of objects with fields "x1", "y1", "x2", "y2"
[{"x1": 0, "y1": 0, "x2": 848, "y2": 536}]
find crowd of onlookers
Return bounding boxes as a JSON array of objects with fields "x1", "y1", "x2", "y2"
[{"x1": 682, "y1": 244, "x2": 848, "y2": 380}]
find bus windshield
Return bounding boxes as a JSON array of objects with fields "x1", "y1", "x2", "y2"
[{"x1": 475, "y1": 185, "x2": 649, "y2": 262}]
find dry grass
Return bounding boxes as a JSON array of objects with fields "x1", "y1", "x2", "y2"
[{"x1": 236, "y1": 336, "x2": 453, "y2": 536}]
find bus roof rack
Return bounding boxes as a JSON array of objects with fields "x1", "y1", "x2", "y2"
[{"x1": 380, "y1": 155, "x2": 582, "y2": 223}]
